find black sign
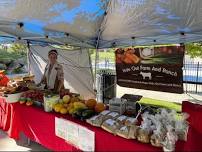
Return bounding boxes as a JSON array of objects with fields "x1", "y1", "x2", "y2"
[{"x1": 115, "y1": 46, "x2": 184, "y2": 93}]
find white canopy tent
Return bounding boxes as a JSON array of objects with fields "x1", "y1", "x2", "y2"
[{"x1": 0, "y1": 0, "x2": 202, "y2": 98}]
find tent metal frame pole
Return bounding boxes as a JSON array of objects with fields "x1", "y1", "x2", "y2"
[
  {"x1": 26, "y1": 41, "x2": 31, "y2": 75},
  {"x1": 94, "y1": 30, "x2": 101, "y2": 100},
  {"x1": 93, "y1": 0, "x2": 111, "y2": 101}
]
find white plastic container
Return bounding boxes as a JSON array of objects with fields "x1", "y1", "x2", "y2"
[
  {"x1": 109, "y1": 98, "x2": 126, "y2": 115},
  {"x1": 3, "y1": 92, "x2": 23, "y2": 103},
  {"x1": 44, "y1": 95, "x2": 60, "y2": 112}
]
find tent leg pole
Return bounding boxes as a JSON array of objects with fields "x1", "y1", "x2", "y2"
[
  {"x1": 94, "y1": 48, "x2": 99, "y2": 97},
  {"x1": 26, "y1": 41, "x2": 31, "y2": 75},
  {"x1": 94, "y1": 29, "x2": 102, "y2": 102}
]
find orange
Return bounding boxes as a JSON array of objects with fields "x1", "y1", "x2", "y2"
[
  {"x1": 95, "y1": 103, "x2": 106, "y2": 113},
  {"x1": 85, "y1": 99, "x2": 97, "y2": 109}
]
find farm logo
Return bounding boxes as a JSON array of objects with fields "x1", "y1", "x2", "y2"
[{"x1": 115, "y1": 46, "x2": 184, "y2": 93}]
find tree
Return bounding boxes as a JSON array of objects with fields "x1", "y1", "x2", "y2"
[
  {"x1": 9, "y1": 43, "x2": 27, "y2": 55},
  {"x1": 185, "y1": 43, "x2": 202, "y2": 58}
]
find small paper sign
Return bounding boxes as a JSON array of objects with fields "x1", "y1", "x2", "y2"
[
  {"x1": 55, "y1": 117, "x2": 95, "y2": 151},
  {"x1": 66, "y1": 120, "x2": 79, "y2": 146},
  {"x1": 55, "y1": 117, "x2": 67, "y2": 139},
  {"x1": 79, "y1": 126, "x2": 95, "y2": 151}
]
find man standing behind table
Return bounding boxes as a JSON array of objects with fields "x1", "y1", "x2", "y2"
[{"x1": 37, "y1": 49, "x2": 64, "y2": 93}]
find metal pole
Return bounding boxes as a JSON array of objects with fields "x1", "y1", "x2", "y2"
[
  {"x1": 196, "y1": 62, "x2": 199, "y2": 93},
  {"x1": 26, "y1": 41, "x2": 31, "y2": 75},
  {"x1": 94, "y1": 30, "x2": 102, "y2": 101}
]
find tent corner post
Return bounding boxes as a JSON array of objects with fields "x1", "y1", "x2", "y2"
[
  {"x1": 26, "y1": 41, "x2": 31, "y2": 75},
  {"x1": 94, "y1": 30, "x2": 102, "y2": 101}
]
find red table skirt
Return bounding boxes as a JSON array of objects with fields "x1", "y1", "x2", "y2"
[{"x1": 0, "y1": 97, "x2": 198, "y2": 151}]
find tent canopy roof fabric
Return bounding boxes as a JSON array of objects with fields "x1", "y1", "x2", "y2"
[{"x1": 0, "y1": 0, "x2": 202, "y2": 48}]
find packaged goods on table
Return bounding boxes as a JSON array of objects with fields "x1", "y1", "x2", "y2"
[
  {"x1": 116, "y1": 116, "x2": 139, "y2": 139},
  {"x1": 101, "y1": 119, "x2": 121, "y2": 135},
  {"x1": 125, "y1": 117, "x2": 137, "y2": 126},
  {"x1": 86, "y1": 110, "x2": 111, "y2": 127},
  {"x1": 116, "y1": 125, "x2": 131, "y2": 139},
  {"x1": 174, "y1": 113, "x2": 189, "y2": 141},
  {"x1": 104, "y1": 111, "x2": 120, "y2": 120},
  {"x1": 86, "y1": 115, "x2": 104, "y2": 127},
  {"x1": 109, "y1": 98, "x2": 126, "y2": 114},
  {"x1": 116, "y1": 115, "x2": 128, "y2": 124},
  {"x1": 121, "y1": 94, "x2": 142, "y2": 116}
]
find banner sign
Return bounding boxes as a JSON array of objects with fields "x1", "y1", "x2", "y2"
[{"x1": 115, "y1": 46, "x2": 184, "y2": 93}]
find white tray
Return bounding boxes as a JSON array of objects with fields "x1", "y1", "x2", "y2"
[{"x1": 2, "y1": 92, "x2": 23, "y2": 103}]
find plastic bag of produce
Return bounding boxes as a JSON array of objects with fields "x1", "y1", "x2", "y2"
[
  {"x1": 44, "y1": 95, "x2": 59, "y2": 112},
  {"x1": 101, "y1": 119, "x2": 121, "y2": 135}
]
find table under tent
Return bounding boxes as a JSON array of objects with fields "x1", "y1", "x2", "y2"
[{"x1": 0, "y1": 0, "x2": 202, "y2": 151}]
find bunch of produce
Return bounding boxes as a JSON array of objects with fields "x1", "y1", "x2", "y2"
[
  {"x1": 53, "y1": 95, "x2": 106, "y2": 120},
  {"x1": 60, "y1": 89, "x2": 71, "y2": 99},
  {"x1": 21, "y1": 90, "x2": 44, "y2": 102},
  {"x1": 44, "y1": 95, "x2": 60, "y2": 112},
  {"x1": 0, "y1": 81, "x2": 29, "y2": 94},
  {"x1": 18, "y1": 96, "x2": 33, "y2": 106},
  {"x1": 18, "y1": 90, "x2": 44, "y2": 106}
]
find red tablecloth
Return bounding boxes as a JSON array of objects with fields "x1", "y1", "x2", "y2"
[
  {"x1": 0, "y1": 98, "x2": 21, "y2": 139},
  {"x1": 180, "y1": 101, "x2": 202, "y2": 151},
  {"x1": 0, "y1": 98, "x2": 161, "y2": 151},
  {"x1": 1, "y1": 97, "x2": 199, "y2": 151}
]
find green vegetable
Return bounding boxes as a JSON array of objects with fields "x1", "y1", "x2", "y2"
[{"x1": 81, "y1": 109, "x2": 95, "y2": 119}]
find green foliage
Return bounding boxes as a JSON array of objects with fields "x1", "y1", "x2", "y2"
[
  {"x1": 186, "y1": 43, "x2": 202, "y2": 58},
  {"x1": 89, "y1": 49, "x2": 95, "y2": 55},
  {"x1": 91, "y1": 51, "x2": 115, "y2": 62},
  {"x1": 9, "y1": 43, "x2": 27, "y2": 55},
  {"x1": 0, "y1": 50, "x2": 24, "y2": 63}
]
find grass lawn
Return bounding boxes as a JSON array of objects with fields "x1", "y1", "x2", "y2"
[
  {"x1": 91, "y1": 51, "x2": 115, "y2": 62},
  {"x1": 138, "y1": 97, "x2": 182, "y2": 112}
]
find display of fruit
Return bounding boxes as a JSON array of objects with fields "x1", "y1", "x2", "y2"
[
  {"x1": 60, "y1": 107, "x2": 68, "y2": 114},
  {"x1": 58, "y1": 99, "x2": 63, "y2": 103},
  {"x1": 21, "y1": 90, "x2": 44, "y2": 102},
  {"x1": 60, "y1": 89, "x2": 70, "y2": 98},
  {"x1": 63, "y1": 103, "x2": 68, "y2": 108},
  {"x1": 72, "y1": 108, "x2": 86, "y2": 119},
  {"x1": 19, "y1": 97, "x2": 26, "y2": 104},
  {"x1": 26, "y1": 101, "x2": 33, "y2": 106},
  {"x1": 85, "y1": 99, "x2": 97, "y2": 109},
  {"x1": 19, "y1": 101, "x2": 26, "y2": 104},
  {"x1": 78, "y1": 95, "x2": 84, "y2": 101},
  {"x1": 69, "y1": 108, "x2": 77, "y2": 115},
  {"x1": 73, "y1": 102, "x2": 87, "y2": 110},
  {"x1": 70, "y1": 97, "x2": 80, "y2": 103},
  {"x1": 95, "y1": 103, "x2": 106, "y2": 113},
  {"x1": 53, "y1": 103, "x2": 63, "y2": 113},
  {"x1": 81, "y1": 109, "x2": 95, "y2": 119},
  {"x1": 63, "y1": 95, "x2": 70, "y2": 103}
]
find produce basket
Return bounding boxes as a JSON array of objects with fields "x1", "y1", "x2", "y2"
[
  {"x1": 44, "y1": 95, "x2": 60, "y2": 112},
  {"x1": 1, "y1": 92, "x2": 23, "y2": 103}
]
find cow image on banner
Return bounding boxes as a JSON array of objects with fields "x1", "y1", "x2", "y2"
[{"x1": 115, "y1": 45, "x2": 184, "y2": 93}]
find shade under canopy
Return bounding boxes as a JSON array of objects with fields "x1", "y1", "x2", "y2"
[{"x1": 0, "y1": 0, "x2": 202, "y2": 48}]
